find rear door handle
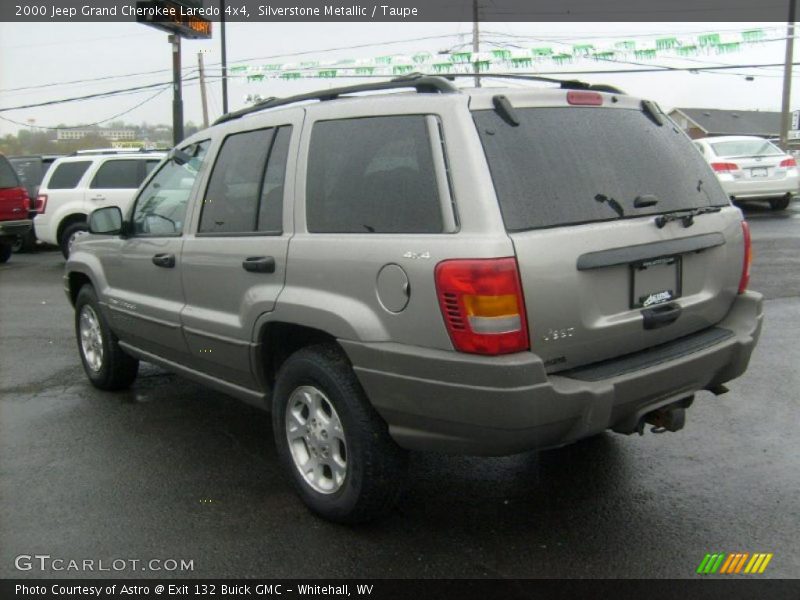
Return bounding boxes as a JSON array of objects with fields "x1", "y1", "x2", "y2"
[
  {"x1": 641, "y1": 303, "x2": 681, "y2": 330},
  {"x1": 152, "y1": 253, "x2": 176, "y2": 268},
  {"x1": 242, "y1": 256, "x2": 276, "y2": 273}
]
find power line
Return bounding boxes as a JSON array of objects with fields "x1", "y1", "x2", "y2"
[{"x1": 0, "y1": 86, "x2": 171, "y2": 130}]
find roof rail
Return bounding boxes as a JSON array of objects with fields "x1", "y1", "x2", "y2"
[
  {"x1": 435, "y1": 73, "x2": 625, "y2": 94},
  {"x1": 213, "y1": 74, "x2": 460, "y2": 126},
  {"x1": 68, "y1": 148, "x2": 167, "y2": 156}
]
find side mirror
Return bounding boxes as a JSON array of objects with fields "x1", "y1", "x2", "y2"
[
  {"x1": 170, "y1": 148, "x2": 193, "y2": 166},
  {"x1": 88, "y1": 206, "x2": 123, "y2": 235}
]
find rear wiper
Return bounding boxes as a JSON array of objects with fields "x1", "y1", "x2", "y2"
[
  {"x1": 595, "y1": 193, "x2": 625, "y2": 218},
  {"x1": 655, "y1": 206, "x2": 722, "y2": 229}
]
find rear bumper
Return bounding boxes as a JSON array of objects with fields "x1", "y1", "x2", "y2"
[
  {"x1": 0, "y1": 219, "x2": 32, "y2": 241},
  {"x1": 342, "y1": 291, "x2": 763, "y2": 455},
  {"x1": 720, "y1": 175, "x2": 798, "y2": 199}
]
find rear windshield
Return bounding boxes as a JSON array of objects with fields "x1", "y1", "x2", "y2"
[
  {"x1": 0, "y1": 156, "x2": 21, "y2": 189},
  {"x1": 710, "y1": 139, "x2": 782, "y2": 158},
  {"x1": 474, "y1": 107, "x2": 729, "y2": 232},
  {"x1": 9, "y1": 157, "x2": 44, "y2": 190}
]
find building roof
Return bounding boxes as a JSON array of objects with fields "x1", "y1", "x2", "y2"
[{"x1": 669, "y1": 108, "x2": 781, "y2": 137}]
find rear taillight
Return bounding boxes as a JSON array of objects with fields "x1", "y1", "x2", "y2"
[
  {"x1": 738, "y1": 221, "x2": 752, "y2": 294},
  {"x1": 711, "y1": 162, "x2": 740, "y2": 173},
  {"x1": 566, "y1": 90, "x2": 603, "y2": 106},
  {"x1": 434, "y1": 258, "x2": 529, "y2": 355},
  {"x1": 779, "y1": 157, "x2": 797, "y2": 168},
  {"x1": 35, "y1": 194, "x2": 47, "y2": 214}
]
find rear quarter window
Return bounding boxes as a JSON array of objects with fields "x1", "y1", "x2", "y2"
[
  {"x1": 46, "y1": 161, "x2": 92, "y2": 190},
  {"x1": 474, "y1": 107, "x2": 730, "y2": 231}
]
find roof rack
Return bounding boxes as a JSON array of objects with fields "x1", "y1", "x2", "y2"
[
  {"x1": 436, "y1": 73, "x2": 625, "y2": 94},
  {"x1": 213, "y1": 74, "x2": 460, "y2": 126},
  {"x1": 68, "y1": 148, "x2": 167, "y2": 156}
]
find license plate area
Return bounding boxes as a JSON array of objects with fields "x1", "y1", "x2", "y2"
[
  {"x1": 750, "y1": 167, "x2": 768, "y2": 178},
  {"x1": 630, "y1": 256, "x2": 682, "y2": 309}
]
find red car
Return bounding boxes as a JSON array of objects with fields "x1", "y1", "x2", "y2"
[{"x1": 0, "y1": 154, "x2": 32, "y2": 263}]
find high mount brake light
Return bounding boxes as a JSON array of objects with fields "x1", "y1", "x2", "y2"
[
  {"x1": 566, "y1": 90, "x2": 603, "y2": 106},
  {"x1": 435, "y1": 258, "x2": 529, "y2": 355}
]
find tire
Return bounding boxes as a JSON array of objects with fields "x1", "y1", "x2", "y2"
[
  {"x1": 12, "y1": 229, "x2": 37, "y2": 253},
  {"x1": 0, "y1": 243, "x2": 12, "y2": 263},
  {"x1": 60, "y1": 221, "x2": 88, "y2": 259},
  {"x1": 769, "y1": 195, "x2": 791, "y2": 211},
  {"x1": 74, "y1": 284, "x2": 139, "y2": 391},
  {"x1": 272, "y1": 344, "x2": 408, "y2": 524}
]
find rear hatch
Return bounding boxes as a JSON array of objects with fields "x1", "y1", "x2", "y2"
[
  {"x1": 0, "y1": 155, "x2": 29, "y2": 221},
  {"x1": 708, "y1": 138, "x2": 793, "y2": 182},
  {"x1": 473, "y1": 93, "x2": 744, "y2": 372}
]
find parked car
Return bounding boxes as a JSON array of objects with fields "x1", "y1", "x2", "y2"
[
  {"x1": 693, "y1": 135, "x2": 798, "y2": 210},
  {"x1": 34, "y1": 149, "x2": 165, "y2": 258},
  {"x1": 66, "y1": 77, "x2": 763, "y2": 523},
  {"x1": 0, "y1": 153, "x2": 32, "y2": 263},
  {"x1": 7, "y1": 154, "x2": 63, "y2": 252}
]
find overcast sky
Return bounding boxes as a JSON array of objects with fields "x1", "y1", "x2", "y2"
[{"x1": 0, "y1": 21, "x2": 794, "y2": 136}]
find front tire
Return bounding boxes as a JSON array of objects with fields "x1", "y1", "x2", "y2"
[
  {"x1": 75, "y1": 285, "x2": 139, "y2": 390},
  {"x1": 0, "y1": 243, "x2": 11, "y2": 263},
  {"x1": 273, "y1": 344, "x2": 408, "y2": 524}
]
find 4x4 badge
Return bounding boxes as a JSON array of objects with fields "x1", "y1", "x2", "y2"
[{"x1": 402, "y1": 251, "x2": 430, "y2": 260}]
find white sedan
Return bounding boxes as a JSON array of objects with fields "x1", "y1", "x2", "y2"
[{"x1": 693, "y1": 136, "x2": 798, "y2": 211}]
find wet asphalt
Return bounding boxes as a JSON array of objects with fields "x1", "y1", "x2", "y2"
[{"x1": 0, "y1": 202, "x2": 798, "y2": 579}]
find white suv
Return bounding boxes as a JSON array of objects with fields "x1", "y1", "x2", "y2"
[{"x1": 34, "y1": 150, "x2": 165, "y2": 257}]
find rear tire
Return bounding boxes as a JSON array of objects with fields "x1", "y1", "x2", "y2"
[
  {"x1": 60, "y1": 221, "x2": 88, "y2": 259},
  {"x1": 272, "y1": 344, "x2": 408, "y2": 524},
  {"x1": 75, "y1": 285, "x2": 139, "y2": 391},
  {"x1": 13, "y1": 230, "x2": 36, "y2": 253},
  {"x1": 0, "y1": 243, "x2": 12, "y2": 263},
  {"x1": 769, "y1": 195, "x2": 791, "y2": 211}
]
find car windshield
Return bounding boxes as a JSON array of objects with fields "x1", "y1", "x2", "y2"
[{"x1": 710, "y1": 139, "x2": 783, "y2": 158}]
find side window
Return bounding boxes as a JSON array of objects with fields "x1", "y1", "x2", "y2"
[
  {"x1": 90, "y1": 160, "x2": 145, "y2": 189},
  {"x1": 258, "y1": 126, "x2": 291, "y2": 233},
  {"x1": 131, "y1": 141, "x2": 209, "y2": 236},
  {"x1": 306, "y1": 116, "x2": 443, "y2": 234},
  {"x1": 0, "y1": 156, "x2": 20, "y2": 188},
  {"x1": 199, "y1": 125, "x2": 292, "y2": 235},
  {"x1": 145, "y1": 159, "x2": 161, "y2": 176},
  {"x1": 46, "y1": 161, "x2": 91, "y2": 190}
]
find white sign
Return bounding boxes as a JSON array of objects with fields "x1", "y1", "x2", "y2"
[{"x1": 792, "y1": 110, "x2": 800, "y2": 131}]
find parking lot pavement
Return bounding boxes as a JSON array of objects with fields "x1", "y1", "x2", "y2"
[{"x1": 1, "y1": 203, "x2": 799, "y2": 579}]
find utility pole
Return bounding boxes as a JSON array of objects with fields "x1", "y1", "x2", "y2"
[
  {"x1": 198, "y1": 51, "x2": 209, "y2": 128},
  {"x1": 472, "y1": 0, "x2": 481, "y2": 88},
  {"x1": 220, "y1": 0, "x2": 229, "y2": 114},
  {"x1": 169, "y1": 34, "x2": 184, "y2": 146},
  {"x1": 780, "y1": 0, "x2": 797, "y2": 150}
]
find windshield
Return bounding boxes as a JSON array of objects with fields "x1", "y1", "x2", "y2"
[
  {"x1": 473, "y1": 106, "x2": 730, "y2": 232},
  {"x1": 710, "y1": 139, "x2": 783, "y2": 158}
]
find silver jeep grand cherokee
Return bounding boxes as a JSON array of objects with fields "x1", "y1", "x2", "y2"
[{"x1": 65, "y1": 76, "x2": 763, "y2": 523}]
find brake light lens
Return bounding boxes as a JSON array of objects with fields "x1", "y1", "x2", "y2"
[
  {"x1": 738, "y1": 221, "x2": 752, "y2": 294},
  {"x1": 779, "y1": 157, "x2": 797, "y2": 168},
  {"x1": 566, "y1": 90, "x2": 603, "y2": 106},
  {"x1": 434, "y1": 258, "x2": 529, "y2": 355},
  {"x1": 35, "y1": 194, "x2": 47, "y2": 214},
  {"x1": 711, "y1": 162, "x2": 740, "y2": 173}
]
